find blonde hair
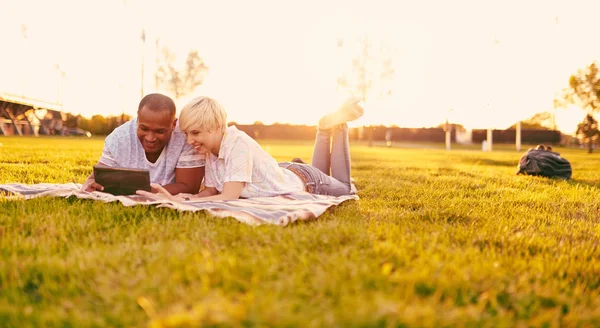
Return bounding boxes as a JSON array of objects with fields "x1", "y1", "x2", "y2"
[{"x1": 179, "y1": 96, "x2": 228, "y2": 133}]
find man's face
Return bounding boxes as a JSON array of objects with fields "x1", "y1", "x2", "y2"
[{"x1": 136, "y1": 106, "x2": 176, "y2": 154}]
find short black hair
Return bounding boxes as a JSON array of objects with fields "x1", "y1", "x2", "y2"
[{"x1": 138, "y1": 93, "x2": 176, "y2": 117}]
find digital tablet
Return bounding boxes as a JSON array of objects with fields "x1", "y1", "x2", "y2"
[{"x1": 93, "y1": 165, "x2": 151, "y2": 196}]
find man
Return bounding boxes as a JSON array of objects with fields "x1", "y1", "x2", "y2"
[{"x1": 82, "y1": 93, "x2": 205, "y2": 194}]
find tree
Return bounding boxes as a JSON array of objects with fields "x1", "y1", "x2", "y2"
[
  {"x1": 436, "y1": 123, "x2": 466, "y2": 132},
  {"x1": 77, "y1": 115, "x2": 104, "y2": 135},
  {"x1": 73, "y1": 114, "x2": 131, "y2": 135},
  {"x1": 576, "y1": 114, "x2": 600, "y2": 153},
  {"x1": 562, "y1": 62, "x2": 600, "y2": 113},
  {"x1": 507, "y1": 112, "x2": 553, "y2": 130},
  {"x1": 156, "y1": 47, "x2": 209, "y2": 99},
  {"x1": 336, "y1": 36, "x2": 395, "y2": 147},
  {"x1": 65, "y1": 113, "x2": 80, "y2": 128}
]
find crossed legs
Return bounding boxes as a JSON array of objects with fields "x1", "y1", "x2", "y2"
[{"x1": 311, "y1": 98, "x2": 364, "y2": 189}]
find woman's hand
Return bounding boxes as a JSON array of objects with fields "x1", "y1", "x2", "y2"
[{"x1": 136, "y1": 183, "x2": 185, "y2": 202}]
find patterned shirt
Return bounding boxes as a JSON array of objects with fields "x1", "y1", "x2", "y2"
[
  {"x1": 99, "y1": 118, "x2": 204, "y2": 185},
  {"x1": 204, "y1": 126, "x2": 304, "y2": 198}
]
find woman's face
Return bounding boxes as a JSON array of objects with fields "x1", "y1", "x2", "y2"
[{"x1": 184, "y1": 127, "x2": 223, "y2": 156}]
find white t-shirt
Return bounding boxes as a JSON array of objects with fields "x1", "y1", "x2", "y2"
[
  {"x1": 204, "y1": 125, "x2": 304, "y2": 198},
  {"x1": 98, "y1": 118, "x2": 205, "y2": 185}
]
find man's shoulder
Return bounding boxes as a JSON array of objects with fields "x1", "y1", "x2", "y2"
[
  {"x1": 169, "y1": 126, "x2": 205, "y2": 166},
  {"x1": 99, "y1": 118, "x2": 138, "y2": 165},
  {"x1": 166, "y1": 126, "x2": 202, "y2": 161},
  {"x1": 167, "y1": 125, "x2": 188, "y2": 149},
  {"x1": 107, "y1": 118, "x2": 136, "y2": 140}
]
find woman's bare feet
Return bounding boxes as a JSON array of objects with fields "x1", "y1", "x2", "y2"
[{"x1": 318, "y1": 97, "x2": 364, "y2": 130}]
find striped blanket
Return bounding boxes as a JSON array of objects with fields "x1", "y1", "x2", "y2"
[{"x1": 0, "y1": 183, "x2": 359, "y2": 226}]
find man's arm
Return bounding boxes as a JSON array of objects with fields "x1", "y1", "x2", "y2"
[
  {"x1": 162, "y1": 166, "x2": 205, "y2": 195},
  {"x1": 84, "y1": 130, "x2": 120, "y2": 192},
  {"x1": 81, "y1": 162, "x2": 108, "y2": 192}
]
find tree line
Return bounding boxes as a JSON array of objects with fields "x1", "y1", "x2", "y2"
[{"x1": 63, "y1": 113, "x2": 132, "y2": 136}]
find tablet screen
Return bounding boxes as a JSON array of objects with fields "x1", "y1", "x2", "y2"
[{"x1": 93, "y1": 165, "x2": 151, "y2": 196}]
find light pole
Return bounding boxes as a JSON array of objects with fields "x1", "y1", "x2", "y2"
[
  {"x1": 140, "y1": 29, "x2": 146, "y2": 98},
  {"x1": 445, "y1": 108, "x2": 454, "y2": 151},
  {"x1": 552, "y1": 16, "x2": 560, "y2": 132},
  {"x1": 485, "y1": 37, "x2": 501, "y2": 152},
  {"x1": 516, "y1": 120, "x2": 521, "y2": 152},
  {"x1": 54, "y1": 64, "x2": 65, "y2": 105},
  {"x1": 155, "y1": 38, "x2": 160, "y2": 92},
  {"x1": 20, "y1": 24, "x2": 28, "y2": 97},
  {"x1": 486, "y1": 129, "x2": 493, "y2": 151},
  {"x1": 553, "y1": 94, "x2": 559, "y2": 131},
  {"x1": 485, "y1": 102, "x2": 493, "y2": 152}
]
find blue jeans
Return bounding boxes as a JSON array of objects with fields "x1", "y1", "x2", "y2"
[{"x1": 279, "y1": 124, "x2": 355, "y2": 196}]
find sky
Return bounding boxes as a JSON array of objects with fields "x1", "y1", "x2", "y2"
[{"x1": 0, "y1": 0, "x2": 598, "y2": 133}]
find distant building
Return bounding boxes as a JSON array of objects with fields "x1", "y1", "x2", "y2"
[{"x1": 0, "y1": 93, "x2": 64, "y2": 136}]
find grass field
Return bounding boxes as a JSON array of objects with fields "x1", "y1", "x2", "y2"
[{"x1": 1, "y1": 136, "x2": 600, "y2": 327}]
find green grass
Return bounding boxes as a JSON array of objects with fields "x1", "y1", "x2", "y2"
[{"x1": 1, "y1": 136, "x2": 600, "y2": 327}]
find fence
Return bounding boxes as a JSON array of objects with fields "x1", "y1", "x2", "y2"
[{"x1": 234, "y1": 124, "x2": 562, "y2": 144}]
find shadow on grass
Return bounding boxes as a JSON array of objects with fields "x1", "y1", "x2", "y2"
[
  {"x1": 289, "y1": 199, "x2": 360, "y2": 227},
  {"x1": 462, "y1": 158, "x2": 517, "y2": 167},
  {"x1": 564, "y1": 178, "x2": 600, "y2": 190},
  {"x1": 430, "y1": 167, "x2": 478, "y2": 178},
  {"x1": 514, "y1": 174, "x2": 600, "y2": 194},
  {"x1": 0, "y1": 159, "x2": 51, "y2": 164}
]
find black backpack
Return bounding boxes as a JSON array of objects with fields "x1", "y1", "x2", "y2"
[{"x1": 516, "y1": 149, "x2": 572, "y2": 179}]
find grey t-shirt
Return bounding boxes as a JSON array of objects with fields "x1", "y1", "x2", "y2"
[{"x1": 98, "y1": 118, "x2": 204, "y2": 185}]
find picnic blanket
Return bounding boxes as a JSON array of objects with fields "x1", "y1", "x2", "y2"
[{"x1": 0, "y1": 183, "x2": 359, "y2": 226}]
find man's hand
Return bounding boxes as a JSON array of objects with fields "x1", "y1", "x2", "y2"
[
  {"x1": 82, "y1": 162, "x2": 108, "y2": 192},
  {"x1": 82, "y1": 178, "x2": 104, "y2": 192}
]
